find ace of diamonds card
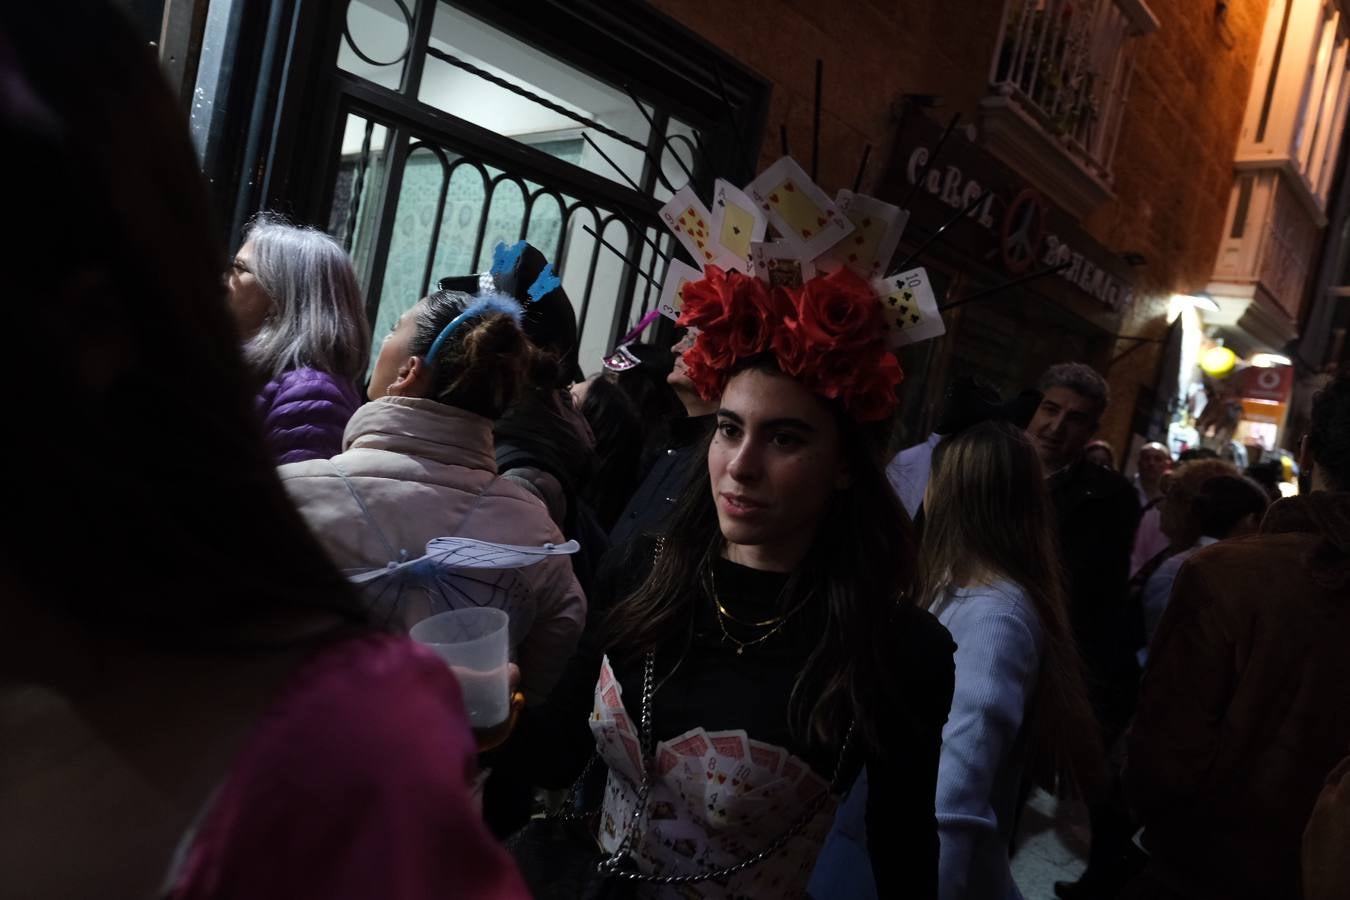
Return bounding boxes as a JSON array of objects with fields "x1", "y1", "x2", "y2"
[{"x1": 745, "y1": 156, "x2": 853, "y2": 259}]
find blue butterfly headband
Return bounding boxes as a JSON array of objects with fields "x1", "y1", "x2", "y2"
[{"x1": 423, "y1": 292, "x2": 523, "y2": 366}]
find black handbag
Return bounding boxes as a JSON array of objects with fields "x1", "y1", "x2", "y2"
[{"x1": 503, "y1": 808, "x2": 634, "y2": 900}]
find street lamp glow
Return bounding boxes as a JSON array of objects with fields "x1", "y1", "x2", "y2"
[{"x1": 1251, "y1": 353, "x2": 1292, "y2": 368}]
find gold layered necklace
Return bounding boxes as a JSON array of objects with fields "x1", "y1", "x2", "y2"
[{"x1": 709, "y1": 567, "x2": 809, "y2": 656}]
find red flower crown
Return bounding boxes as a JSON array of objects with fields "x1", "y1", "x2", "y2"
[{"x1": 676, "y1": 266, "x2": 903, "y2": 423}]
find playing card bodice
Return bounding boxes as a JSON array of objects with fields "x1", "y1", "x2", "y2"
[{"x1": 591, "y1": 656, "x2": 836, "y2": 899}]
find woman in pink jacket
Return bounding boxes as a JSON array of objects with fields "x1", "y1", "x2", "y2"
[{"x1": 279, "y1": 289, "x2": 587, "y2": 704}]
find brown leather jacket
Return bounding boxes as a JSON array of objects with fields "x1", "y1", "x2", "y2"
[{"x1": 1126, "y1": 492, "x2": 1350, "y2": 900}]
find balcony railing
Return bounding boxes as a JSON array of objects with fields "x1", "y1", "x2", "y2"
[{"x1": 988, "y1": 0, "x2": 1159, "y2": 185}]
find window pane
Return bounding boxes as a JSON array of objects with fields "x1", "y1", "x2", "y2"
[
  {"x1": 337, "y1": 0, "x2": 412, "y2": 91},
  {"x1": 419, "y1": 2, "x2": 652, "y2": 191},
  {"x1": 330, "y1": 113, "x2": 391, "y2": 276}
]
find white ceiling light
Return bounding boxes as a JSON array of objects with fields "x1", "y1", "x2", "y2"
[{"x1": 1250, "y1": 353, "x2": 1293, "y2": 368}]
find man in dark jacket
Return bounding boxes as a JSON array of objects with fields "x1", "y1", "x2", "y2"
[
  {"x1": 1029, "y1": 363, "x2": 1141, "y2": 900},
  {"x1": 1122, "y1": 372, "x2": 1350, "y2": 900},
  {"x1": 607, "y1": 330, "x2": 716, "y2": 551},
  {"x1": 1030, "y1": 363, "x2": 1142, "y2": 725}
]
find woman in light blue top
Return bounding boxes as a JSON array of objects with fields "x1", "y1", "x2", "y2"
[{"x1": 918, "y1": 420, "x2": 1103, "y2": 900}]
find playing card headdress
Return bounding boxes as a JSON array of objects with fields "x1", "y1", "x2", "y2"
[{"x1": 653, "y1": 156, "x2": 945, "y2": 423}]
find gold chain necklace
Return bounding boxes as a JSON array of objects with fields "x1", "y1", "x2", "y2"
[{"x1": 708, "y1": 567, "x2": 808, "y2": 656}]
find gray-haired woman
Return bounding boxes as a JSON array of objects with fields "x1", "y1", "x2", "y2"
[{"x1": 227, "y1": 213, "x2": 371, "y2": 463}]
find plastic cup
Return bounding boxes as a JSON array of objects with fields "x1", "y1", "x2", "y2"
[{"x1": 410, "y1": 608, "x2": 510, "y2": 732}]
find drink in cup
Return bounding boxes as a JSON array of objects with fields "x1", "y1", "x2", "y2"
[{"x1": 410, "y1": 608, "x2": 510, "y2": 740}]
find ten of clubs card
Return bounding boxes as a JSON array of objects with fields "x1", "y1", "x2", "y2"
[{"x1": 872, "y1": 267, "x2": 946, "y2": 348}]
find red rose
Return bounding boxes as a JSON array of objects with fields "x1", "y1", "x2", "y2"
[
  {"x1": 791, "y1": 268, "x2": 884, "y2": 352},
  {"x1": 681, "y1": 337, "x2": 728, "y2": 402},
  {"x1": 725, "y1": 276, "x2": 784, "y2": 359},
  {"x1": 677, "y1": 266, "x2": 735, "y2": 335},
  {"x1": 771, "y1": 316, "x2": 821, "y2": 377},
  {"x1": 845, "y1": 351, "x2": 904, "y2": 422},
  {"x1": 810, "y1": 347, "x2": 869, "y2": 400}
]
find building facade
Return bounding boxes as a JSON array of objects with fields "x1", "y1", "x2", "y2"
[{"x1": 180, "y1": 0, "x2": 1346, "y2": 463}]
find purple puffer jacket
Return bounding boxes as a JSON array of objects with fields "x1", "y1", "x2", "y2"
[{"x1": 255, "y1": 367, "x2": 363, "y2": 465}]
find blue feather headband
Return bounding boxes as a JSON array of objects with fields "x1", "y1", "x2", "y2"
[{"x1": 423, "y1": 293, "x2": 523, "y2": 365}]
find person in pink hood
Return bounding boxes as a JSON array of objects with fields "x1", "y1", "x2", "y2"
[{"x1": 0, "y1": 5, "x2": 527, "y2": 897}]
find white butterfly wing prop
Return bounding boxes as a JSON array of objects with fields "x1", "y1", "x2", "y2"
[{"x1": 345, "y1": 537, "x2": 581, "y2": 637}]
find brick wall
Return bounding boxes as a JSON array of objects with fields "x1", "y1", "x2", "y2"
[
  {"x1": 1092, "y1": 0, "x2": 1271, "y2": 455},
  {"x1": 653, "y1": 0, "x2": 1271, "y2": 456}
]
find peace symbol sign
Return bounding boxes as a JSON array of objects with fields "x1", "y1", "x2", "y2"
[{"x1": 1001, "y1": 189, "x2": 1046, "y2": 274}]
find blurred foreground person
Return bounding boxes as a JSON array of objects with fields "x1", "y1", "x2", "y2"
[{"x1": 0, "y1": 5, "x2": 525, "y2": 897}]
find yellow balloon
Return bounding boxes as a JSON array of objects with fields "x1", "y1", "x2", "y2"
[{"x1": 1200, "y1": 346, "x2": 1237, "y2": 377}]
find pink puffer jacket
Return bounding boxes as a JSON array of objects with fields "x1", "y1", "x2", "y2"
[{"x1": 279, "y1": 396, "x2": 586, "y2": 702}]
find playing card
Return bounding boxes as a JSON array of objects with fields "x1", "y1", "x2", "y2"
[
  {"x1": 709, "y1": 179, "x2": 766, "y2": 271},
  {"x1": 592, "y1": 720, "x2": 642, "y2": 786},
  {"x1": 818, "y1": 190, "x2": 910, "y2": 278},
  {"x1": 707, "y1": 730, "x2": 749, "y2": 763},
  {"x1": 601, "y1": 344, "x2": 641, "y2": 372},
  {"x1": 745, "y1": 156, "x2": 853, "y2": 259},
  {"x1": 665, "y1": 727, "x2": 712, "y2": 760},
  {"x1": 657, "y1": 259, "x2": 701, "y2": 321},
  {"x1": 598, "y1": 656, "x2": 616, "y2": 693},
  {"x1": 750, "y1": 241, "x2": 815, "y2": 288},
  {"x1": 793, "y1": 766, "x2": 829, "y2": 804},
  {"x1": 872, "y1": 266, "x2": 946, "y2": 348},
  {"x1": 659, "y1": 186, "x2": 722, "y2": 270},
  {"x1": 656, "y1": 745, "x2": 681, "y2": 777},
  {"x1": 748, "y1": 739, "x2": 787, "y2": 777}
]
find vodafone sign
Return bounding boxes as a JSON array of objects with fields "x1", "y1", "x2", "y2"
[{"x1": 1241, "y1": 365, "x2": 1294, "y2": 403}]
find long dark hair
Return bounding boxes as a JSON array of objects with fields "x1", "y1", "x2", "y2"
[
  {"x1": 604, "y1": 360, "x2": 915, "y2": 755},
  {"x1": 578, "y1": 375, "x2": 644, "y2": 531},
  {"x1": 918, "y1": 420, "x2": 1103, "y2": 795},
  {"x1": 2, "y1": 1, "x2": 367, "y2": 649}
]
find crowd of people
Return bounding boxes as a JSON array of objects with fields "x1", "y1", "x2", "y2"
[{"x1": 4, "y1": 5, "x2": 1350, "y2": 900}]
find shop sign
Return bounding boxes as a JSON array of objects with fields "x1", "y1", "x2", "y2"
[
  {"x1": 1240, "y1": 398, "x2": 1285, "y2": 425},
  {"x1": 1240, "y1": 364, "x2": 1293, "y2": 404},
  {"x1": 884, "y1": 110, "x2": 1136, "y2": 313}
]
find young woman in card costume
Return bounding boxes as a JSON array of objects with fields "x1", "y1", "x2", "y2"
[{"x1": 509, "y1": 263, "x2": 957, "y2": 898}]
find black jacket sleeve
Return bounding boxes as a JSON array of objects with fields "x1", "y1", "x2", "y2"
[
  {"x1": 865, "y1": 606, "x2": 957, "y2": 899},
  {"x1": 492, "y1": 537, "x2": 653, "y2": 788}
]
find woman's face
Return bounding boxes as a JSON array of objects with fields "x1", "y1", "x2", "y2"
[
  {"x1": 368, "y1": 301, "x2": 423, "y2": 400},
  {"x1": 225, "y1": 239, "x2": 271, "y2": 341},
  {"x1": 708, "y1": 368, "x2": 848, "y2": 571}
]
